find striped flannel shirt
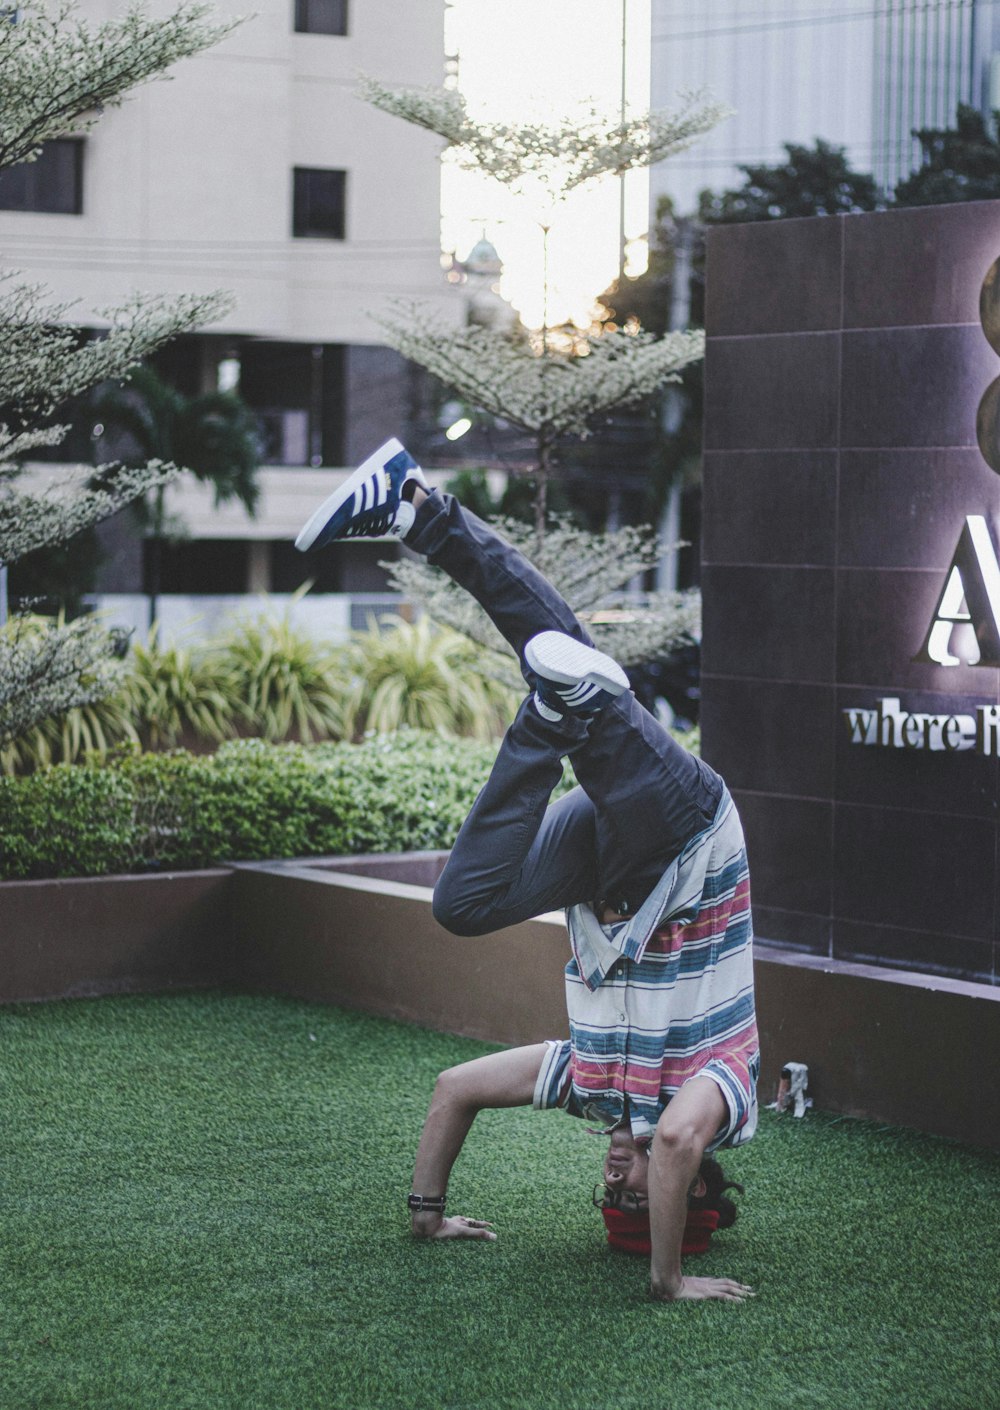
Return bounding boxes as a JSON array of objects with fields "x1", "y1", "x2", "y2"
[{"x1": 532, "y1": 788, "x2": 759, "y2": 1150}]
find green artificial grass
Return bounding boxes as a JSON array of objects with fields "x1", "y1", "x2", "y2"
[{"x1": 3, "y1": 993, "x2": 998, "y2": 1410}]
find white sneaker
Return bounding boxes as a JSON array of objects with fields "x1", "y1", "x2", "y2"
[
  {"x1": 294, "y1": 438, "x2": 429, "y2": 551},
  {"x1": 524, "y1": 631, "x2": 629, "y2": 720}
]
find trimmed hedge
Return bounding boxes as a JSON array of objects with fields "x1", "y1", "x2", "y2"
[{"x1": 0, "y1": 734, "x2": 507, "y2": 881}]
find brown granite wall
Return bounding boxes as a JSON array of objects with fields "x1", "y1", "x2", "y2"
[{"x1": 702, "y1": 201, "x2": 1000, "y2": 985}]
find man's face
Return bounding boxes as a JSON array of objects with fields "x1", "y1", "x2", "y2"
[
  {"x1": 601, "y1": 1124, "x2": 709, "y2": 1207},
  {"x1": 602, "y1": 1125, "x2": 650, "y2": 1205}
]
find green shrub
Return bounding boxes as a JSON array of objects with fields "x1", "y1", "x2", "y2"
[
  {"x1": 0, "y1": 733, "x2": 505, "y2": 880},
  {"x1": 0, "y1": 757, "x2": 139, "y2": 878},
  {"x1": 0, "y1": 718, "x2": 701, "y2": 880}
]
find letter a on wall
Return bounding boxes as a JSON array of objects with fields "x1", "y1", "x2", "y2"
[{"x1": 914, "y1": 516, "x2": 1000, "y2": 667}]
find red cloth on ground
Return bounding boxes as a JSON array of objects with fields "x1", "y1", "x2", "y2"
[{"x1": 602, "y1": 1205, "x2": 721, "y2": 1256}]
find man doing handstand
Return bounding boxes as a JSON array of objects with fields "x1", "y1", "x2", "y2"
[{"x1": 296, "y1": 439, "x2": 759, "y2": 1304}]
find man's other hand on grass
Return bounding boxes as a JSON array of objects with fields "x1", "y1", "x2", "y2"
[
  {"x1": 411, "y1": 1212, "x2": 496, "y2": 1241},
  {"x1": 650, "y1": 1273, "x2": 754, "y2": 1303}
]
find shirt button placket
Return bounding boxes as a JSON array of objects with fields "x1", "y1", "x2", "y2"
[{"x1": 618, "y1": 982, "x2": 628, "y2": 1070}]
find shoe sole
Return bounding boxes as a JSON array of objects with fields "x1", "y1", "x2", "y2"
[
  {"x1": 294, "y1": 437, "x2": 404, "y2": 551},
  {"x1": 524, "y1": 631, "x2": 628, "y2": 696}
]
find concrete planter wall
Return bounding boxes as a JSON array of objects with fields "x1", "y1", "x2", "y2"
[
  {"x1": 0, "y1": 869, "x2": 238, "y2": 1002},
  {"x1": 2, "y1": 853, "x2": 998, "y2": 1149}
]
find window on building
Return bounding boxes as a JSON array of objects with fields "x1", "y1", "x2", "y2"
[
  {"x1": 0, "y1": 138, "x2": 83, "y2": 214},
  {"x1": 292, "y1": 167, "x2": 346, "y2": 240},
  {"x1": 149, "y1": 539, "x2": 249, "y2": 595},
  {"x1": 294, "y1": 0, "x2": 347, "y2": 35},
  {"x1": 239, "y1": 339, "x2": 345, "y2": 466}
]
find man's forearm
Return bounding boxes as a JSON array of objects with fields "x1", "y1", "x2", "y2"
[
  {"x1": 409, "y1": 1074, "x2": 479, "y2": 1232},
  {"x1": 645, "y1": 1076, "x2": 733, "y2": 1301},
  {"x1": 646, "y1": 1126, "x2": 703, "y2": 1297},
  {"x1": 408, "y1": 1044, "x2": 547, "y2": 1237}
]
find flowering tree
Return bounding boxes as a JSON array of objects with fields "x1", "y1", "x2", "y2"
[
  {"x1": 0, "y1": 2, "x2": 237, "y2": 750},
  {"x1": 360, "y1": 76, "x2": 726, "y2": 549},
  {"x1": 376, "y1": 302, "x2": 705, "y2": 541},
  {"x1": 358, "y1": 77, "x2": 728, "y2": 202},
  {"x1": 362, "y1": 76, "x2": 724, "y2": 687},
  {"x1": 387, "y1": 516, "x2": 702, "y2": 693}
]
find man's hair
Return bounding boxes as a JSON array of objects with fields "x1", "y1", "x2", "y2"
[{"x1": 689, "y1": 1155, "x2": 745, "y2": 1229}]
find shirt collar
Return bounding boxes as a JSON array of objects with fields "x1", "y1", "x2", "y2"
[
  {"x1": 566, "y1": 789, "x2": 733, "y2": 993},
  {"x1": 567, "y1": 855, "x2": 682, "y2": 992}
]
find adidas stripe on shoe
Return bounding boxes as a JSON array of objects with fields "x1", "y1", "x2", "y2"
[
  {"x1": 524, "y1": 631, "x2": 629, "y2": 720},
  {"x1": 294, "y1": 438, "x2": 429, "y2": 551}
]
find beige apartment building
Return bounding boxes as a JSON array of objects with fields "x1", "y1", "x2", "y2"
[{"x1": 1, "y1": 0, "x2": 459, "y2": 632}]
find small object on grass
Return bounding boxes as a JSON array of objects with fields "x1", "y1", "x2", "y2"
[{"x1": 768, "y1": 1061, "x2": 813, "y2": 1118}]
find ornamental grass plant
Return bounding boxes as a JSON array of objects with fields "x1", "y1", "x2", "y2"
[
  {"x1": 337, "y1": 615, "x2": 520, "y2": 741},
  {"x1": 212, "y1": 610, "x2": 347, "y2": 744},
  {"x1": 0, "y1": 609, "x2": 526, "y2": 775},
  {"x1": 126, "y1": 627, "x2": 240, "y2": 749},
  {"x1": 3, "y1": 991, "x2": 998, "y2": 1410},
  {"x1": 0, "y1": 684, "x2": 139, "y2": 776}
]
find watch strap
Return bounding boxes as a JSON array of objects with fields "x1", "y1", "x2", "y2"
[{"x1": 408, "y1": 1193, "x2": 446, "y2": 1214}]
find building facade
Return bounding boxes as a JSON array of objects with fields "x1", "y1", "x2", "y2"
[
  {"x1": 649, "y1": 0, "x2": 1000, "y2": 215},
  {"x1": 1, "y1": 0, "x2": 458, "y2": 612}
]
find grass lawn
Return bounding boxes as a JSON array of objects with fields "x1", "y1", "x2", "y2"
[{"x1": 3, "y1": 992, "x2": 998, "y2": 1410}]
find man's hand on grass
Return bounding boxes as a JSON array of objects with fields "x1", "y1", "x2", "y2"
[
  {"x1": 411, "y1": 1212, "x2": 496, "y2": 1242},
  {"x1": 408, "y1": 1045, "x2": 543, "y2": 1248},
  {"x1": 646, "y1": 1081, "x2": 753, "y2": 1307},
  {"x1": 650, "y1": 1274, "x2": 754, "y2": 1303}
]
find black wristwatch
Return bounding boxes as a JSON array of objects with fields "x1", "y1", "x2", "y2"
[{"x1": 408, "y1": 1193, "x2": 446, "y2": 1214}]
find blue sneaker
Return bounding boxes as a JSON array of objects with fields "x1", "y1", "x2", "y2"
[
  {"x1": 294, "y1": 438, "x2": 429, "y2": 551},
  {"x1": 524, "y1": 631, "x2": 629, "y2": 720}
]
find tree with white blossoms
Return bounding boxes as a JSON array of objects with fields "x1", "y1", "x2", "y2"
[
  {"x1": 0, "y1": 1, "x2": 237, "y2": 749},
  {"x1": 361, "y1": 75, "x2": 726, "y2": 676},
  {"x1": 373, "y1": 301, "x2": 705, "y2": 542},
  {"x1": 388, "y1": 516, "x2": 702, "y2": 694},
  {"x1": 362, "y1": 75, "x2": 728, "y2": 548},
  {"x1": 358, "y1": 78, "x2": 728, "y2": 202}
]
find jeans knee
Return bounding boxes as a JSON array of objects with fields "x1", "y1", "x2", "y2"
[{"x1": 432, "y1": 882, "x2": 491, "y2": 937}]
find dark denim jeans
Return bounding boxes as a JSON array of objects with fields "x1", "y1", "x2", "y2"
[{"x1": 407, "y1": 494, "x2": 724, "y2": 937}]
